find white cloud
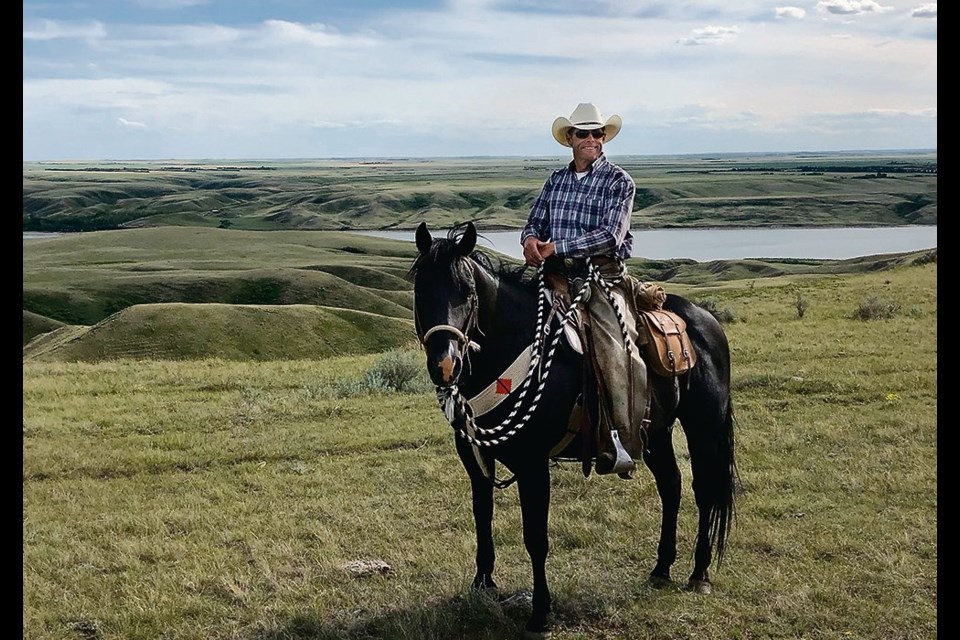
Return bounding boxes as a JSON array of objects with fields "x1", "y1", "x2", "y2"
[
  {"x1": 911, "y1": 3, "x2": 937, "y2": 18},
  {"x1": 676, "y1": 25, "x2": 741, "y2": 46},
  {"x1": 23, "y1": 19, "x2": 106, "y2": 41},
  {"x1": 117, "y1": 117, "x2": 148, "y2": 129},
  {"x1": 135, "y1": 0, "x2": 211, "y2": 8},
  {"x1": 816, "y1": 1, "x2": 894, "y2": 16},
  {"x1": 775, "y1": 7, "x2": 806, "y2": 19}
]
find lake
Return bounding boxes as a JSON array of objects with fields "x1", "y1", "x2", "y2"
[
  {"x1": 23, "y1": 226, "x2": 938, "y2": 262},
  {"x1": 351, "y1": 226, "x2": 937, "y2": 262}
]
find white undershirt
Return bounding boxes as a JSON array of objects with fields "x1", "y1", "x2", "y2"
[{"x1": 574, "y1": 170, "x2": 589, "y2": 180}]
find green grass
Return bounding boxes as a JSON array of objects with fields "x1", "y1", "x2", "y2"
[
  {"x1": 22, "y1": 158, "x2": 937, "y2": 637},
  {"x1": 23, "y1": 259, "x2": 937, "y2": 640},
  {"x1": 23, "y1": 303, "x2": 417, "y2": 363},
  {"x1": 23, "y1": 228, "x2": 420, "y2": 334}
]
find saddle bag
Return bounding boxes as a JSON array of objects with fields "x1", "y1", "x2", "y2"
[{"x1": 637, "y1": 309, "x2": 697, "y2": 378}]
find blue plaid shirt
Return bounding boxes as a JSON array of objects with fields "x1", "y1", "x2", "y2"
[{"x1": 520, "y1": 154, "x2": 635, "y2": 260}]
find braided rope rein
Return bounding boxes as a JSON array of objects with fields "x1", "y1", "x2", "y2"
[{"x1": 438, "y1": 258, "x2": 633, "y2": 449}]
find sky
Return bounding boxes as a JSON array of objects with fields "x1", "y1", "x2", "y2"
[{"x1": 23, "y1": 0, "x2": 937, "y2": 161}]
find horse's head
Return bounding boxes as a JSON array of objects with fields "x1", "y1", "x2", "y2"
[{"x1": 411, "y1": 221, "x2": 480, "y2": 388}]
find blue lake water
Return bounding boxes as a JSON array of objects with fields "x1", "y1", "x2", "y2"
[
  {"x1": 351, "y1": 226, "x2": 937, "y2": 262},
  {"x1": 24, "y1": 226, "x2": 937, "y2": 262}
]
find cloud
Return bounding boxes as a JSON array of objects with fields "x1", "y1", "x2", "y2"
[
  {"x1": 117, "y1": 117, "x2": 148, "y2": 129},
  {"x1": 676, "y1": 25, "x2": 740, "y2": 46},
  {"x1": 21, "y1": 0, "x2": 937, "y2": 159},
  {"x1": 775, "y1": 7, "x2": 806, "y2": 19},
  {"x1": 261, "y1": 20, "x2": 375, "y2": 48},
  {"x1": 816, "y1": 1, "x2": 894, "y2": 16},
  {"x1": 23, "y1": 19, "x2": 106, "y2": 41},
  {"x1": 135, "y1": 0, "x2": 211, "y2": 8},
  {"x1": 911, "y1": 3, "x2": 937, "y2": 18}
]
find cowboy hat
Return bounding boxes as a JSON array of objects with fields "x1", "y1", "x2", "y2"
[{"x1": 551, "y1": 102, "x2": 622, "y2": 147}]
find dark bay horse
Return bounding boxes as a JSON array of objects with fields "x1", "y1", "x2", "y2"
[{"x1": 410, "y1": 221, "x2": 737, "y2": 637}]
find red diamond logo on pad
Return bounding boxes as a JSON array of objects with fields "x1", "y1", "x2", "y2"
[{"x1": 496, "y1": 378, "x2": 512, "y2": 395}]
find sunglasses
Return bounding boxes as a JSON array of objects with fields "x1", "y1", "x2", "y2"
[{"x1": 573, "y1": 128, "x2": 605, "y2": 140}]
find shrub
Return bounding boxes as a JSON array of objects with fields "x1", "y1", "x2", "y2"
[
  {"x1": 693, "y1": 297, "x2": 737, "y2": 324},
  {"x1": 363, "y1": 348, "x2": 432, "y2": 393},
  {"x1": 852, "y1": 296, "x2": 901, "y2": 320},
  {"x1": 795, "y1": 292, "x2": 808, "y2": 319},
  {"x1": 912, "y1": 250, "x2": 937, "y2": 266},
  {"x1": 301, "y1": 349, "x2": 431, "y2": 398}
]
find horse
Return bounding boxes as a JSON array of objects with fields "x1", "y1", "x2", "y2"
[{"x1": 409, "y1": 221, "x2": 738, "y2": 637}]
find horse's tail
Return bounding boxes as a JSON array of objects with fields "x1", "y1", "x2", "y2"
[{"x1": 709, "y1": 396, "x2": 738, "y2": 565}]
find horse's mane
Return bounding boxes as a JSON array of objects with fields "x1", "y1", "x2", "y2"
[{"x1": 408, "y1": 222, "x2": 538, "y2": 293}]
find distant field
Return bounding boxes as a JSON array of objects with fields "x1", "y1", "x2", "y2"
[{"x1": 23, "y1": 151, "x2": 937, "y2": 233}]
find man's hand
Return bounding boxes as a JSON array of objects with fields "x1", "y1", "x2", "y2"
[{"x1": 523, "y1": 237, "x2": 555, "y2": 267}]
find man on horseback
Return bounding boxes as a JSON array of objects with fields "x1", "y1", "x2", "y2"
[{"x1": 521, "y1": 102, "x2": 655, "y2": 478}]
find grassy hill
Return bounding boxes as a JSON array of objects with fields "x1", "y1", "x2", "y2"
[
  {"x1": 23, "y1": 309, "x2": 65, "y2": 346},
  {"x1": 23, "y1": 227, "x2": 418, "y2": 330},
  {"x1": 23, "y1": 303, "x2": 416, "y2": 363},
  {"x1": 23, "y1": 153, "x2": 937, "y2": 232},
  {"x1": 23, "y1": 226, "x2": 936, "y2": 363}
]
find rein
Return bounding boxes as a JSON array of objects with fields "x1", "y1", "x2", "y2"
[
  {"x1": 436, "y1": 268, "x2": 587, "y2": 446},
  {"x1": 424, "y1": 258, "x2": 633, "y2": 488}
]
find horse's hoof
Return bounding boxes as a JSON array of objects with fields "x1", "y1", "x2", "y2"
[
  {"x1": 687, "y1": 579, "x2": 712, "y2": 594},
  {"x1": 472, "y1": 574, "x2": 498, "y2": 591},
  {"x1": 649, "y1": 574, "x2": 672, "y2": 589}
]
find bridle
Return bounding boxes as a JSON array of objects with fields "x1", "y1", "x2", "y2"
[{"x1": 417, "y1": 290, "x2": 481, "y2": 358}]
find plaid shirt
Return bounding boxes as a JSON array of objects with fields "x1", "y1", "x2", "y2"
[{"x1": 520, "y1": 154, "x2": 635, "y2": 260}]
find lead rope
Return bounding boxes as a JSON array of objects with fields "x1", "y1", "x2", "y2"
[
  {"x1": 436, "y1": 259, "x2": 636, "y2": 488},
  {"x1": 438, "y1": 268, "x2": 591, "y2": 446},
  {"x1": 441, "y1": 257, "x2": 636, "y2": 445}
]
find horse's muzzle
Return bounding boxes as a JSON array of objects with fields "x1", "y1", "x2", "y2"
[{"x1": 426, "y1": 341, "x2": 463, "y2": 387}]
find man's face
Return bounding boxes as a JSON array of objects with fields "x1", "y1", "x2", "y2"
[{"x1": 568, "y1": 128, "x2": 605, "y2": 165}]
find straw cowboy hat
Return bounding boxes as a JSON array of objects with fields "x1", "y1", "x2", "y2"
[{"x1": 551, "y1": 102, "x2": 622, "y2": 147}]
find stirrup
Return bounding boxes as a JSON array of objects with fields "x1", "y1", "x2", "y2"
[{"x1": 595, "y1": 430, "x2": 636, "y2": 475}]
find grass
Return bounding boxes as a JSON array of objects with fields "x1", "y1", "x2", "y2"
[
  {"x1": 23, "y1": 257, "x2": 937, "y2": 639},
  {"x1": 22, "y1": 157, "x2": 937, "y2": 637}
]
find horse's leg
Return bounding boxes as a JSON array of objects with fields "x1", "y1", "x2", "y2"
[
  {"x1": 517, "y1": 458, "x2": 552, "y2": 637},
  {"x1": 641, "y1": 422, "x2": 681, "y2": 585},
  {"x1": 681, "y1": 399, "x2": 736, "y2": 595},
  {"x1": 455, "y1": 438, "x2": 497, "y2": 590},
  {"x1": 685, "y1": 437, "x2": 719, "y2": 593}
]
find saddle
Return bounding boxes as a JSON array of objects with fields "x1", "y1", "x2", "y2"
[
  {"x1": 548, "y1": 271, "x2": 697, "y2": 380},
  {"x1": 543, "y1": 269, "x2": 698, "y2": 471}
]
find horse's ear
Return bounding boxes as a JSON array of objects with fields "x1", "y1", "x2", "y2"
[
  {"x1": 458, "y1": 222, "x2": 477, "y2": 256},
  {"x1": 415, "y1": 222, "x2": 432, "y2": 255}
]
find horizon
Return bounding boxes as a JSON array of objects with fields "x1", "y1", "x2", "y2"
[{"x1": 21, "y1": 147, "x2": 938, "y2": 166}]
